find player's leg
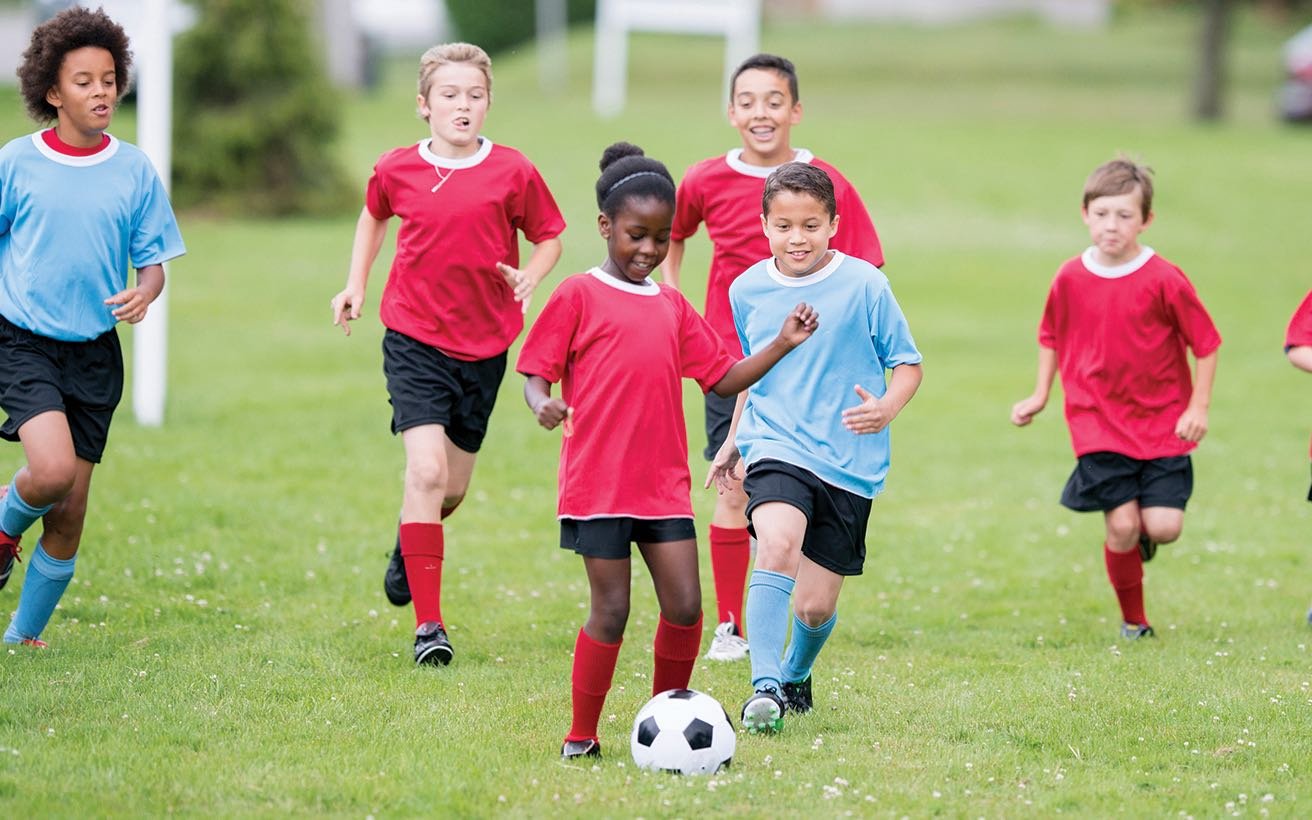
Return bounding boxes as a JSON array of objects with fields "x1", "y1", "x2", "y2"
[
  {"x1": 4, "y1": 454, "x2": 91, "y2": 645},
  {"x1": 400, "y1": 423, "x2": 454, "y2": 664},
  {"x1": 1104, "y1": 499, "x2": 1152, "y2": 637},
  {"x1": 562, "y1": 522, "x2": 633, "y2": 759},
  {"x1": 638, "y1": 524, "x2": 703, "y2": 695},
  {"x1": 780, "y1": 557, "x2": 845, "y2": 714},
  {"x1": 1136, "y1": 455, "x2": 1192, "y2": 561},
  {"x1": 704, "y1": 392, "x2": 751, "y2": 660},
  {"x1": 0, "y1": 411, "x2": 72, "y2": 591}
]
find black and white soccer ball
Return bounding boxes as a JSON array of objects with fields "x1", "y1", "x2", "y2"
[{"x1": 630, "y1": 688, "x2": 735, "y2": 775}]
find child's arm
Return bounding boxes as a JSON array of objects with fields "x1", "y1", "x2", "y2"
[
  {"x1": 523, "y1": 374, "x2": 570, "y2": 431},
  {"x1": 842, "y1": 363, "x2": 923, "y2": 435},
  {"x1": 1010, "y1": 347, "x2": 1057, "y2": 426},
  {"x1": 659, "y1": 239, "x2": 685, "y2": 290},
  {"x1": 709, "y1": 303, "x2": 818, "y2": 396},
  {"x1": 705, "y1": 391, "x2": 748, "y2": 492},
  {"x1": 1289, "y1": 345, "x2": 1312, "y2": 374},
  {"x1": 106, "y1": 264, "x2": 165, "y2": 324},
  {"x1": 331, "y1": 207, "x2": 389, "y2": 336},
  {"x1": 1175, "y1": 350, "x2": 1218, "y2": 442},
  {"x1": 497, "y1": 237, "x2": 564, "y2": 309}
]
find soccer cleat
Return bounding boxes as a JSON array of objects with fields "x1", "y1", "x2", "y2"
[
  {"x1": 414, "y1": 621, "x2": 453, "y2": 666},
  {"x1": 1120, "y1": 622, "x2": 1155, "y2": 641},
  {"x1": 19, "y1": 637, "x2": 47, "y2": 649},
  {"x1": 383, "y1": 535, "x2": 410, "y2": 607},
  {"x1": 781, "y1": 675, "x2": 813, "y2": 714},
  {"x1": 0, "y1": 531, "x2": 21, "y2": 593},
  {"x1": 704, "y1": 617, "x2": 749, "y2": 662},
  {"x1": 560, "y1": 738, "x2": 601, "y2": 760},
  {"x1": 740, "y1": 685, "x2": 786, "y2": 734},
  {"x1": 1137, "y1": 533, "x2": 1157, "y2": 563}
]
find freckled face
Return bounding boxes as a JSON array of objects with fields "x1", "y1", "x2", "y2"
[{"x1": 599, "y1": 196, "x2": 674, "y2": 284}]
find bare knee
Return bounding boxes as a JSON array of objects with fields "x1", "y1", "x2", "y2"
[
  {"x1": 587, "y1": 593, "x2": 630, "y2": 644},
  {"x1": 660, "y1": 588, "x2": 702, "y2": 626},
  {"x1": 1142, "y1": 511, "x2": 1183, "y2": 545},
  {"x1": 792, "y1": 599, "x2": 835, "y2": 628},
  {"x1": 1104, "y1": 508, "x2": 1140, "y2": 551},
  {"x1": 22, "y1": 456, "x2": 77, "y2": 504},
  {"x1": 405, "y1": 457, "x2": 447, "y2": 497}
]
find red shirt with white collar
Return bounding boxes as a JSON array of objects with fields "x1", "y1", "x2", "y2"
[
  {"x1": 1039, "y1": 247, "x2": 1221, "y2": 460},
  {"x1": 366, "y1": 138, "x2": 565, "y2": 361}
]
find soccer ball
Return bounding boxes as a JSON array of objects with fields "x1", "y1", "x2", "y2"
[{"x1": 630, "y1": 688, "x2": 735, "y2": 775}]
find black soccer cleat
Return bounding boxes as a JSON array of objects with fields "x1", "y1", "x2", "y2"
[
  {"x1": 1137, "y1": 533, "x2": 1157, "y2": 563},
  {"x1": 781, "y1": 675, "x2": 813, "y2": 714},
  {"x1": 414, "y1": 621, "x2": 453, "y2": 666},
  {"x1": 740, "y1": 685, "x2": 786, "y2": 734},
  {"x1": 561, "y1": 738, "x2": 601, "y2": 760},
  {"x1": 384, "y1": 535, "x2": 410, "y2": 606}
]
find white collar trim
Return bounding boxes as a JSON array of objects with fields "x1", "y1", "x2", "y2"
[
  {"x1": 725, "y1": 147, "x2": 815, "y2": 178},
  {"x1": 588, "y1": 266, "x2": 660, "y2": 295},
  {"x1": 418, "y1": 136, "x2": 493, "y2": 169},
  {"x1": 767, "y1": 250, "x2": 844, "y2": 287},
  {"x1": 1082, "y1": 246, "x2": 1154, "y2": 279},
  {"x1": 30, "y1": 131, "x2": 120, "y2": 166}
]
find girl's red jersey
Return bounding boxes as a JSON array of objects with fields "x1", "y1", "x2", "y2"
[
  {"x1": 516, "y1": 269, "x2": 737, "y2": 519},
  {"x1": 366, "y1": 138, "x2": 565, "y2": 360}
]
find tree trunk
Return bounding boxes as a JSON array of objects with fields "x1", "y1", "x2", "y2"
[{"x1": 1194, "y1": 0, "x2": 1231, "y2": 121}]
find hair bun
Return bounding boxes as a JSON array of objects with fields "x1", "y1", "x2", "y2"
[{"x1": 599, "y1": 141, "x2": 645, "y2": 172}]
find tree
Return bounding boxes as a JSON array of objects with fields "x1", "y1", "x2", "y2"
[
  {"x1": 1193, "y1": 0, "x2": 1232, "y2": 121},
  {"x1": 172, "y1": 0, "x2": 353, "y2": 215}
]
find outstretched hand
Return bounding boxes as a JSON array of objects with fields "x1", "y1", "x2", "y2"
[
  {"x1": 779, "y1": 302, "x2": 819, "y2": 347},
  {"x1": 704, "y1": 442, "x2": 744, "y2": 492},
  {"x1": 106, "y1": 287, "x2": 152, "y2": 324},
  {"x1": 331, "y1": 286, "x2": 364, "y2": 336},
  {"x1": 498, "y1": 262, "x2": 536, "y2": 313}
]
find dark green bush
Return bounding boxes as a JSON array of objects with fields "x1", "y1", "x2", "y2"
[
  {"x1": 172, "y1": 0, "x2": 353, "y2": 216},
  {"x1": 445, "y1": 0, "x2": 595, "y2": 56}
]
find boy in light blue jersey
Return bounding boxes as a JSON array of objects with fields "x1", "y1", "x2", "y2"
[
  {"x1": 0, "y1": 8, "x2": 184, "y2": 647},
  {"x1": 709, "y1": 162, "x2": 922, "y2": 733}
]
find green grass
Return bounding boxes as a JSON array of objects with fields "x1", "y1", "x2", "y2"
[{"x1": 2, "y1": 8, "x2": 1312, "y2": 817}]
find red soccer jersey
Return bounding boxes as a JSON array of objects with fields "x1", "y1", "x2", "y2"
[
  {"x1": 366, "y1": 138, "x2": 565, "y2": 361},
  {"x1": 516, "y1": 269, "x2": 738, "y2": 519},
  {"x1": 1039, "y1": 248, "x2": 1222, "y2": 460},
  {"x1": 671, "y1": 149, "x2": 883, "y2": 353},
  {"x1": 1285, "y1": 289, "x2": 1312, "y2": 458}
]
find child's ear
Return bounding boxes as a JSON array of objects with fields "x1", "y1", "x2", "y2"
[
  {"x1": 1143, "y1": 210, "x2": 1155, "y2": 229},
  {"x1": 790, "y1": 100, "x2": 803, "y2": 125},
  {"x1": 415, "y1": 93, "x2": 429, "y2": 120},
  {"x1": 597, "y1": 212, "x2": 612, "y2": 239},
  {"x1": 46, "y1": 86, "x2": 63, "y2": 109},
  {"x1": 760, "y1": 212, "x2": 769, "y2": 238},
  {"x1": 829, "y1": 213, "x2": 840, "y2": 237}
]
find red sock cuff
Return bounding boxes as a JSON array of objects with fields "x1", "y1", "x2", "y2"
[
  {"x1": 399, "y1": 522, "x2": 443, "y2": 558},
  {"x1": 1104, "y1": 544, "x2": 1143, "y2": 589},
  {"x1": 654, "y1": 614, "x2": 704, "y2": 662},
  {"x1": 709, "y1": 525, "x2": 751, "y2": 549},
  {"x1": 572, "y1": 628, "x2": 622, "y2": 696}
]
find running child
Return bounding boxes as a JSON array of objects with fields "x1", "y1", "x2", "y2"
[
  {"x1": 661, "y1": 53, "x2": 885, "y2": 662},
  {"x1": 1011, "y1": 158, "x2": 1221, "y2": 641},
  {"x1": 330, "y1": 43, "x2": 565, "y2": 666},
  {"x1": 708, "y1": 162, "x2": 922, "y2": 734},
  {"x1": 0, "y1": 8, "x2": 185, "y2": 646},
  {"x1": 517, "y1": 143, "x2": 818, "y2": 759}
]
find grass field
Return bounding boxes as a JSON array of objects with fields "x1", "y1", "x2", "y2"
[{"x1": 2, "y1": 7, "x2": 1311, "y2": 817}]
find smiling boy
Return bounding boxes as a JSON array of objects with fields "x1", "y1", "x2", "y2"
[{"x1": 1011, "y1": 158, "x2": 1221, "y2": 641}]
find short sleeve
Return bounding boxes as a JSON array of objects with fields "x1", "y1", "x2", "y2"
[
  {"x1": 1037, "y1": 274, "x2": 1062, "y2": 350},
  {"x1": 129, "y1": 163, "x2": 185, "y2": 268},
  {"x1": 513, "y1": 162, "x2": 566, "y2": 244},
  {"x1": 1286, "y1": 290, "x2": 1312, "y2": 350},
  {"x1": 869, "y1": 278, "x2": 921, "y2": 368},
  {"x1": 829, "y1": 167, "x2": 883, "y2": 268},
  {"x1": 516, "y1": 285, "x2": 579, "y2": 384},
  {"x1": 674, "y1": 291, "x2": 736, "y2": 392},
  {"x1": 1164, "y1": 270, "x2": 1221, "y2": 358},
  {"x1": 670, "y1": 169, "x2": 704, "y2": 243},
  {"x1": 364, "y1": 164, "x2": 392, "y2": 220}
]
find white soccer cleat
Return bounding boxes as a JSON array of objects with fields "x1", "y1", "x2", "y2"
[{"x1": 704, "y1": 618, "x2": 749, "y2": 661}]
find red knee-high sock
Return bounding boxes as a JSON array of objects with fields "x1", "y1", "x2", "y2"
[
  {"x1": 566, "y1": 628, "x2": 622, "y2": 743},
  {"x1": 709, "y1": 525, "x2": 750, "y2": 630},
  {"x1": 400, "y1": 522, "x2": 444, "y2": 627},
  {"x1": 652, "y1": 613, "x2": 703, "y2": 696},
  {"x1": 1104, "y1": 543, "x2": 1147, "y2": 626}
]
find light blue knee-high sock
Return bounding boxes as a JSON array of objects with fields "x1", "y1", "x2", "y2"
[
  {"x1": 4, "y1": 541, "x2": 75, "y2": 643},
  {"x1": 780, "y1": 611, "x2": 837, "y2": 684},
  {"x1": 746, "y1": 569, "x2": 795, "y2": 690},
  {"x1": 1, "y1": 477, "x2": 52, "y2": 538}
]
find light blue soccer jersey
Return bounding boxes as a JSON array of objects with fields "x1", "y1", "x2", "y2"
[
  {"x1": 0, "y1": 133, "x2": 185, "y2": 341},
  {"x1": 730, "y1": 251, "x2": 921, "y2": 498}
]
